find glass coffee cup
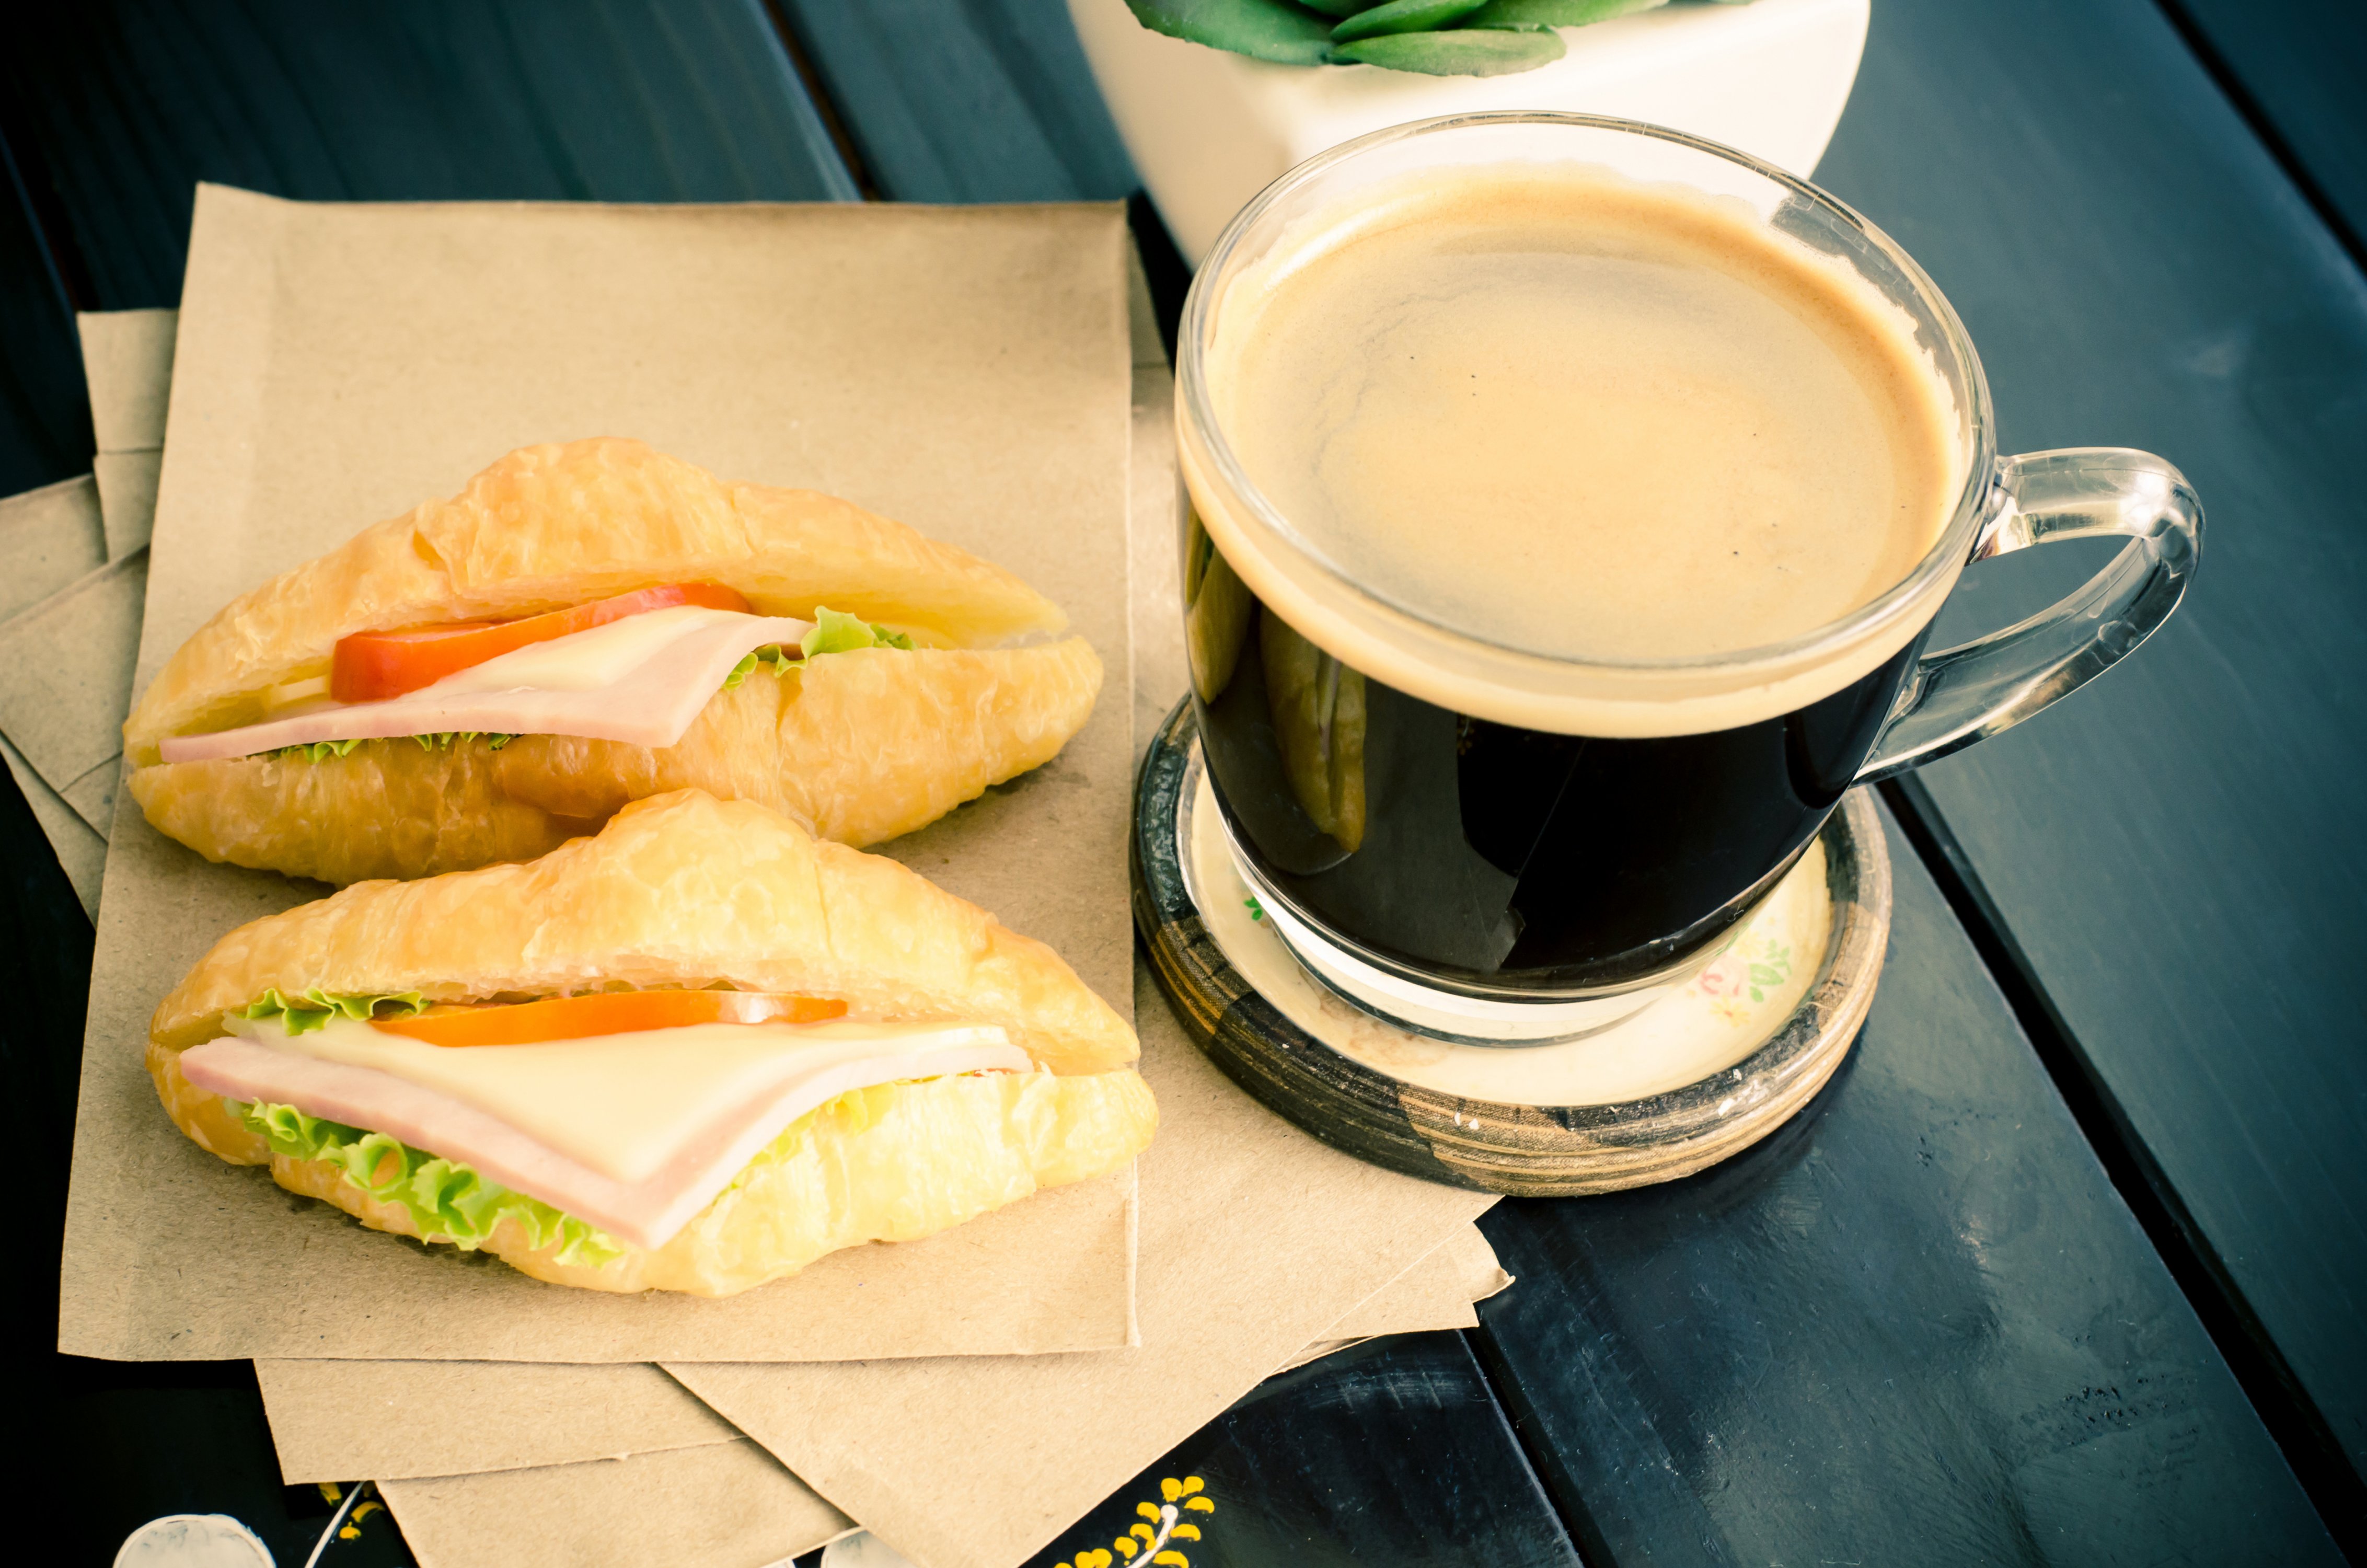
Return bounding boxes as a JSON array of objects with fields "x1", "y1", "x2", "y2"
[{"x1": 1176, "y1": 113, "x2": 2198, "y2": 1045}]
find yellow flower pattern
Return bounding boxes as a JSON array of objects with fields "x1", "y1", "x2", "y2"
[
  {"x1": 342, "y1": 1498, "x2": 383, "y2": 1539},
  {"x1": 1684, "y1": 930, "x2": 1795, "y2": 1027},
  {"x1": 1053, "y1": 1475, "x2": 1214, "y2": 1568},
  {"x1": 311, "y1": 1482, "x2": 386, "y2": 1544}
]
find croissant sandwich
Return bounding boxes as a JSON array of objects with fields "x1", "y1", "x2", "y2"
[
  {"x1": 147, "y1": 789, "x2": 1156, "y2": 1297},
  {"x1": 124, "y1": 437, "x2": 1101, "y2": 884}
]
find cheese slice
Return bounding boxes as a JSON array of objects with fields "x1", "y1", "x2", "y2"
[
  {"x1": 179, "y1": 1015, "x2": 1032, "y2": 1248},
  {"x1": 158, "y1": 605, "x2": 813, "y2": 763}
]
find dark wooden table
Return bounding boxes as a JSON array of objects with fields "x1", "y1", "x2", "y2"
[{"x1": 5, "y1": 3, "x2": 2362, "y2": 1564}]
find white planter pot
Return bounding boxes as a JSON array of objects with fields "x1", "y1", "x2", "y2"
[{"x1": 1069, "y1": 0, "x2": 1869, "y2": 262}]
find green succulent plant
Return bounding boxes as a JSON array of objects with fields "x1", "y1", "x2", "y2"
[{"x1": 1124, "y1": 0, "x2": 1748, "y2": 77}]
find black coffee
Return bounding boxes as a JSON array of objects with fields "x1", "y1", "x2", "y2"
[
  {"x1": 1192, "y1": 555, "x2": 1923, "y2": 989},
  {"x1": 1182, "y1": 166, "x2": 1960, "y2": 988}
]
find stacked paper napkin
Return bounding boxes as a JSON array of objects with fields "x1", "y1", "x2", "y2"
[{"x1": 26, "y1": 193, "x2": 1506, "y2": 1568}]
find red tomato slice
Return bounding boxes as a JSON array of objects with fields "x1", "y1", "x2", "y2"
[
  {"x1": 371, "y1": 989, "x2": 847, "y2": 1047},
  {"x1": 330, "y1": 583, "x2": 755, "y2": 702}
]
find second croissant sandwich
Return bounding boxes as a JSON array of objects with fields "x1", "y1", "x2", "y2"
[
  {"x1": 148, "y1": 789, "x2": 1156, "y2": 1297},
  {"x1": 123, "y1": 437, "x2": 1102, "y2": 884}
]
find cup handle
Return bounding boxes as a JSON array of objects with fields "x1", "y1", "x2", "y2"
[{"x1": 1855, "y1": 448, "x2": 2202, "y2": 784}]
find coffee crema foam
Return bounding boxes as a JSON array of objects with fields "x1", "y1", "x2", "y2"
[{"x1": 1184, "y1": 165, "x2": 1971, "y2": 736}]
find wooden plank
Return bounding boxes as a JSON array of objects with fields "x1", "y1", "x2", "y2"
[
  {"x1": 47, "y1": 1370, "x2": 418, "y2": 1566},
  {"x1": 777, "y1": 16, "x2": 1575, "y2": 1557},
  {"x1": 1474, "y1": 804, "x2": 2337, "y2": 1566},
  {"x1": 0, "y1": 141, "x2": 94, "y2": 493},
  {"x1": 774, "y1": 0, "x2": 1137, "y2": 202},
  {"x1": 785, "y1": 0, "x2": 2356, "y2": 1550},
  {"x1": 1, "y1": 0, "x2": 857, "y2": 310},
  {"x1": 0, "y1": 625, "x2": 99, "y2": 1220},
  {"x1": 1019, "y1": 1332, "x2": 1580, "y2": 1568},
  {"x1": 769, "y1": 0, "x2": 1202, "y2": 343},
  {"x1": 1, "y1": 10, "x2": 852, "y2": 1561},
  {"x1": 0, "y1": 626, "x2": 400, "y2": 1555},
  {"x1": 0, "y1": 146, "x2": 125, "y2": 1531},
  {"x1": 1812, "y1": 0, "x2": 2367, "y2": 1504},
  {"x1": 2170, "y1": 0, "x2": 2367, "y2": 253}
]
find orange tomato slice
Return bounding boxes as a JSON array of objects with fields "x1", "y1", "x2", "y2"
[
  {"x1": 330, "y1": 582, "x2": 755, "y2": 703},
  {"x1": 371, "y1": 989, "x2": 847, "y2": 1047}
]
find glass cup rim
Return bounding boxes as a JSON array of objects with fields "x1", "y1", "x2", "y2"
[{"x1": 1176, "y1": 110, "x2": 2000, "y2": 679}]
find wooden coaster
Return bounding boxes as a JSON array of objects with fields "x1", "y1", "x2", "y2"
[{"x1": 1132, "y1": 700, "x2": 1891, "y2": 1196}]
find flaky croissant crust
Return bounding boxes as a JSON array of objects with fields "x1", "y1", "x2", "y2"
[
  {"x1": 150, "y1": 1045, "x2": 1157, "y2": 1298},
  {"x1": 268, "y1": 1066, "x2": 1157, "y2": 1296},
  {"x1": 129, "y1": 636, "x2": 1102, "y2": 885},
  {"x1": 124, "y1": 437, "x2": 1069, "y2": 765},
  {"x1": 149, "y1": 789, "x2": 1137, "y2": 1075}
]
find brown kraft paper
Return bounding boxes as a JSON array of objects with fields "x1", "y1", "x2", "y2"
[
  {"x1": 77, "y1": 306, "x2": 176, "y2": 558},
  {"x1": 0, "y1": 552, "x2": 145, "y2": 836},
  {"x1": 377, "y1": 1442, "x2": 854, "y2": 1568},
  {"x1": 59, "y1": 185, "x2": 1140, "y2": 1364},
  {"x1": 653, "y1": 333, "x2": 1502, "y2": 1568},
  {"x1": 649, "y1": 333, "x2": 1496, "y2": 1568},
  {"x1": 83, "y1": 284, "x2": 1508, "y2": 1565},
  {"x1": 245, "y1": 331, "x2": 1508, "y2": 1507},
  {"x1": 0, "y1": 474, "x2": 107, "y2": 617},
  {"x1": 666, "y1": 963, "x2": 1497, "y2": 1568},
  {"x1": 251, "y1": 1218, "x2": 1502, "y2": 1485}
]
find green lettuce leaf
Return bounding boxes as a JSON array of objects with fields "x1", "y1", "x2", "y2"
[
  {"x1": 723, "y1": 644, "x2": 799, "y2": 691},
  {"x1": 272, "y1": 732, "x2": 513, "y2": 763},
  {"x1": 240, "y1": 987, "x2": 426, "y2": 1036},
  {"x1": 724, "y1": 610, "x2": 913, "y2": 690},
  {"x1": 411, "y1": 731, "x2": 515, "y2": 752},
  {"x1": 233, "y1": 1079, "x2": 928, "y2": 1269},
  {"x1": 237, "y1": 1100, "x2": 624, "y2": 1266},
  {"x1": 801, "y1": 607, "x2": 915, "y2": 658},
  {"x1": 275, "y1": 737, "x2": 364, "y2": 763}
]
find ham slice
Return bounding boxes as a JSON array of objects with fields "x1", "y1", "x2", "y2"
[
  {"x1": 178, "y1": 1019, "x2": 1030, "y2": 1249},
  {"x1": 159, "y1": 606, "x2": 813, "y2": 764}
]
